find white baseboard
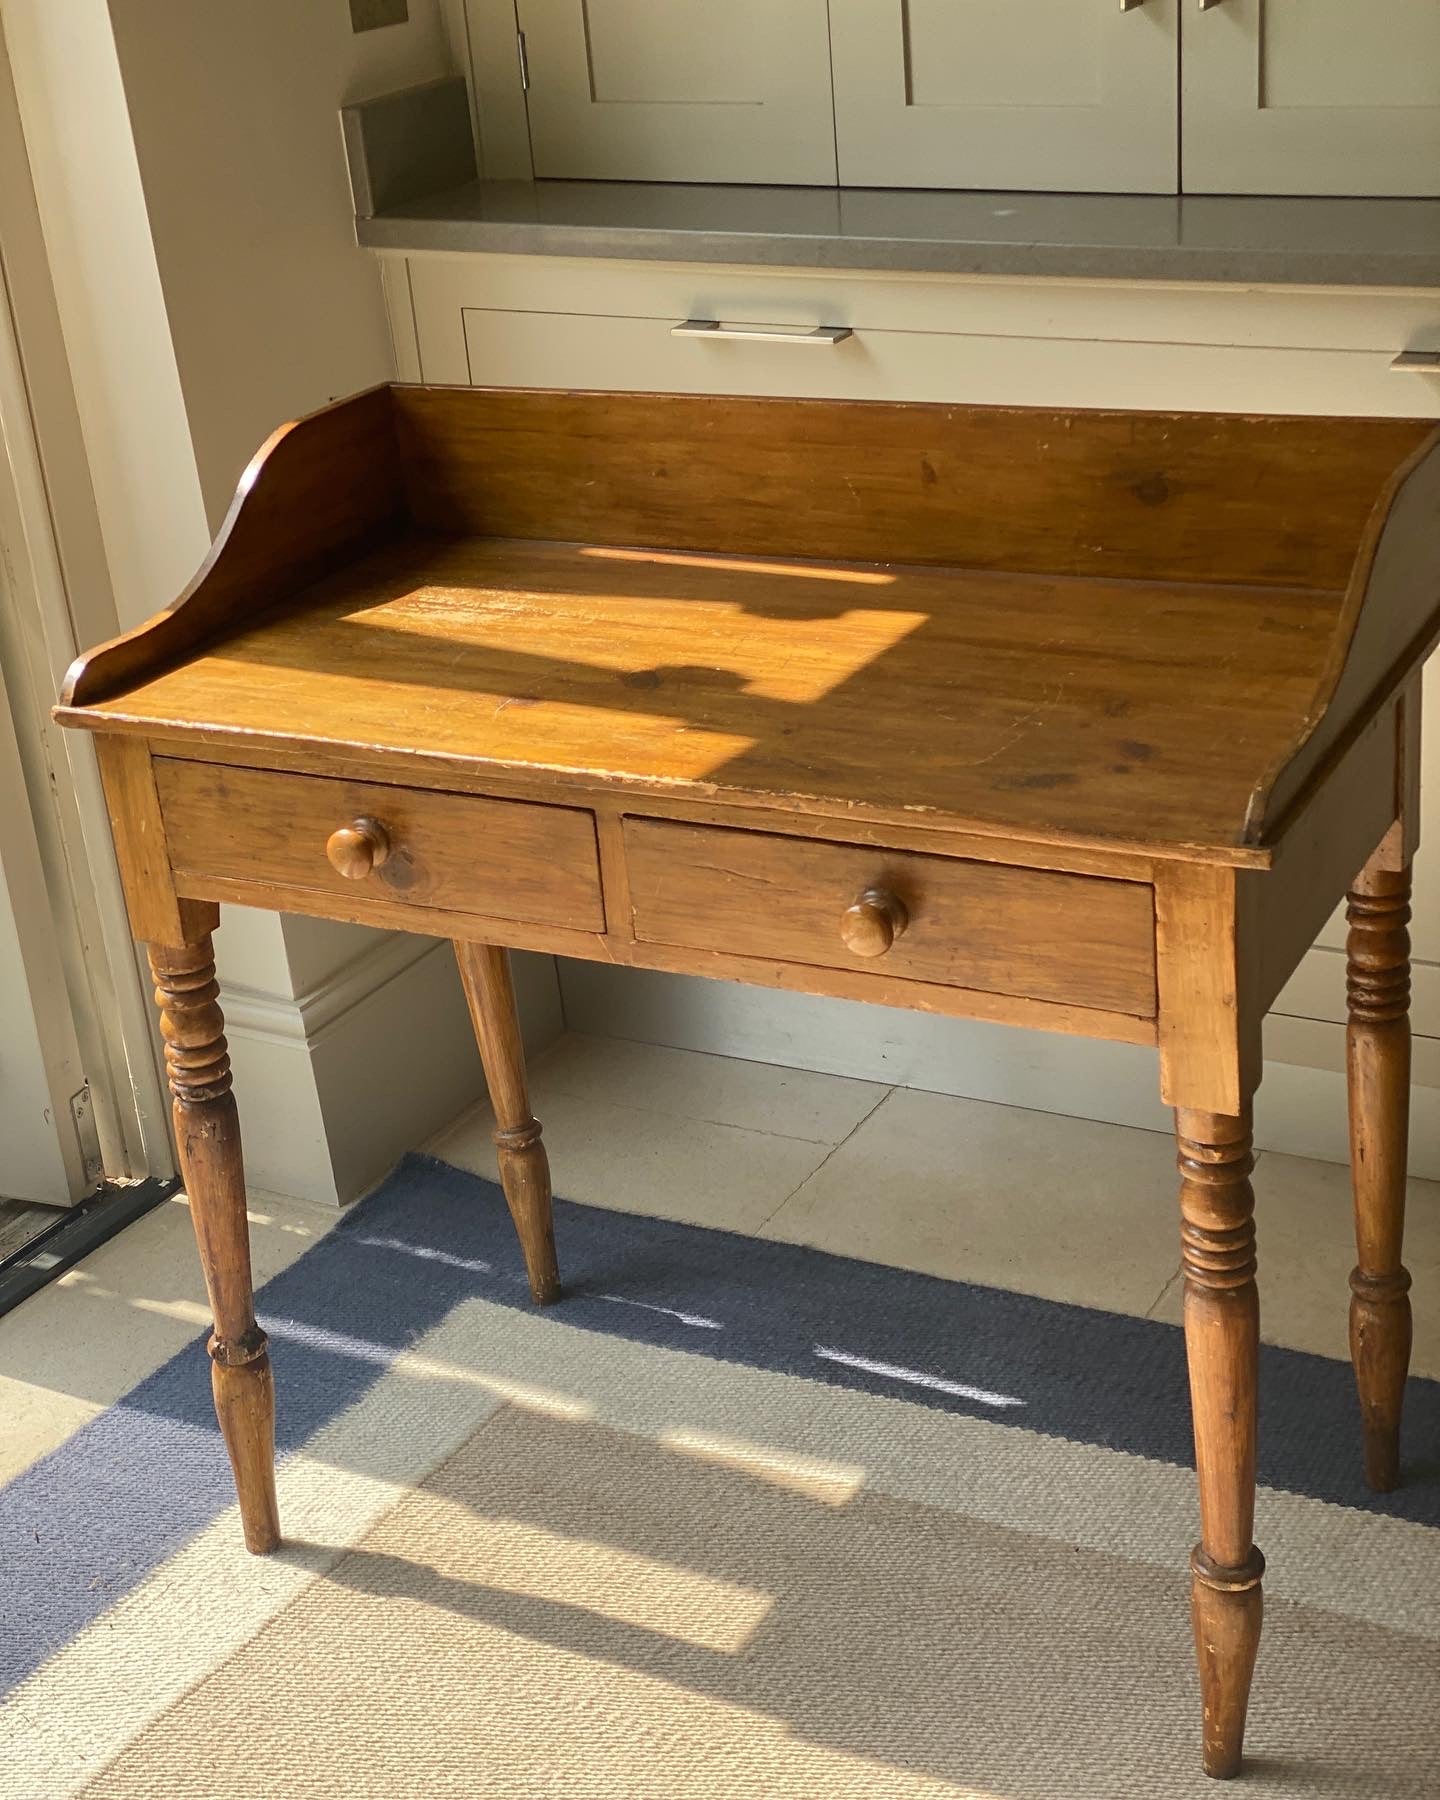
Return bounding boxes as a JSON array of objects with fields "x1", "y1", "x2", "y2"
[
  {"x1": 558, "y1": 962, "x2": 1440, "y2": 1182},
  {"x1": 224, "y1": 938, "x2": 562, "y2": 1206}
]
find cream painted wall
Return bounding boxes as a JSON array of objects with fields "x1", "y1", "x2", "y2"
[
  {"x1": 105, "y1": 0, "x2": 451, "y2": 535},
  {"x1": 4, "y1": 0, "x2": 555, "y2": 1202},
  {"x1": 102, "y1": 0, "x2": 455, "y2": 998}
]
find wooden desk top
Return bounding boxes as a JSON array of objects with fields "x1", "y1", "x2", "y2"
[
  {"x1": 57, "y1": 385, "x2": 1440, "y2": 870},
  {"x1": 79, "y1": 531, "x2": 1346, "y2": 861}
]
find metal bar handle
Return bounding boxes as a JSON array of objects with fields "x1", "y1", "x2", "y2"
[
  {"x1": 672, "y1": 319, "x2": 853, "y2": 347},
  {"x1": 1392, "y1": 350, "x2": 1440, "y2": 373}
]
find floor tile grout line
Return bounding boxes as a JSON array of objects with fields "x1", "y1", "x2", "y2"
[
  {"x1": 541, "y1": 1087, "x2": 890, "y2": 1149},
  {"x1": 750, "y1": 1085, "x2": 900, "y2": 1236},
  {"x1": 1145, "y1": 1266, "x2": 1182, "y2": 1320},
  {"x1": 439, "y1": 1081, "x2": 894, "y2": 1154}
]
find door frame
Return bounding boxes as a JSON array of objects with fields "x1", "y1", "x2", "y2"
[{"x1": 0, "y1": 16, "x2": 172, "y2": 1188}]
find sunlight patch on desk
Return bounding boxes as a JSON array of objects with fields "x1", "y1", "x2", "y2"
[{"x1": 342, "y1": 581, "x2": 930, "y2": 708}]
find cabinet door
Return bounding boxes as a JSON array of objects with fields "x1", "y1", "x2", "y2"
[
  {"x1": 829, "y1": 0, "x2": 1178, "y2": 193},
  {"x1": 1183, "y1": 0, "x2": 1440, "y2": 196},
  {"x1": 516, "y1": 0, "x2": 837, "y2": 184}
]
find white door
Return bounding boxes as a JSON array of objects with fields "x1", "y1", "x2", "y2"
[
  {"x1": 829, "y1": 0, "x2": 1179, "y2": 193},
  {"x1": 0, "y1": 645, "x2": 94, "y2": 1207},
  {"x1": 1183, "y1": 0, "x2": 1440, "y2": 196},
  {"x1": 515, "y1": 0, "x2": 838, "y2": 184}
]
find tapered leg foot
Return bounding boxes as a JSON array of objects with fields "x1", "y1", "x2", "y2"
[
  {"x1": 1191, "y1": 1548, "x2": 1265, "y2": 1779},
  {"x1": 150, "y1": 932, "x2": 279, "y2": 1551},
  {"x1": 1177, "y1": 1108, "x2": 1263, "y2": 1780},
  {"x1": 495, "y1": 1117, "x2": 559, "y2": 1305},
  {"x1": 1346, "y1": 860, "x2": 1413, "y2": 1493},
  {"x1": 455, "y1": 941, "x2": 560, "y2": 1304},
  {"x1": 212, "y1": 1350, "x2": 280, "y2": 1553}
]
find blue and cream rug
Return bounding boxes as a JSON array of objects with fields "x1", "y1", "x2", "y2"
[{"x1": 2, "y1": 1154, "x2": 1438, "y2": 1798}]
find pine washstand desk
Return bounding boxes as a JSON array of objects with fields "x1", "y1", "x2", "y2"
[{"x1": 56, "y1": 387, "x2": 1440, "y2": 1779}]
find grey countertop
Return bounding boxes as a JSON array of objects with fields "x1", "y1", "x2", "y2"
[
  {"x1": 358, "y1": 178, "x2": 1440, "y2": 289},
  {"x1": 345, "y1": 80, "x2": 1440, "y2": 288}
]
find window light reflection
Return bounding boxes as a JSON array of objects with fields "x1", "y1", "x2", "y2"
[
  {"x1": 815, "y1": 1346, "x2": 1025, "y2": 1410},
  {"x1": 581, "y1": 544, "x2": 898, "y2": 585},
  {"x1": 661, "y1": 1428, "x2": 865, "y2": 1507}
]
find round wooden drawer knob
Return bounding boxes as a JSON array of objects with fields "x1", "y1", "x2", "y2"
[
  {"x1": 840, "y1": 887, "x2": 908, "y2": 958},
  {"x1": 325, "y1": 817, "x2": 391, "y2": 880}
]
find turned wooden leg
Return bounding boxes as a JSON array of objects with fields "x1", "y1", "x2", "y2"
[
  {"x1": 1177, "y1": 1107, "x2": 1264, "y2": 1781},
  {"x1": 1346, "y1": 858, "x2": 1413, "y2": 1493},
  {"x1": 149, "y1": 934, "x2": 279, "y2": 1553},
  {"x1": 454, "y1": 941, "x2": 559, "y2": 1304}
]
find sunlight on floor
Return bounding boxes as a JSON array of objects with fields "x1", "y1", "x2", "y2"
[
  {"x1": 660, "y1": 1427, "x2": 867, "y2": 1506},
  {"x1": 815, "y1": 1346, "x2": 1026, "y2": 1409},
  {"x1": 423, "y1": 1501, "x2": 776, "y2": 1654}
]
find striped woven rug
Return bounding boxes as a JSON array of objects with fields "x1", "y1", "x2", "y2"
[{"x1": 2, "y1": 1153, "x2": 1437, "y2": 1798}]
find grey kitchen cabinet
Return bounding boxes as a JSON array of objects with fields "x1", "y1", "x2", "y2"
[
  {"x1": 828, "y1": 0, "x2": 1179, "y2": 194},
  {"x1": 514, "y1": 0, "x2": 837, "y2": 184},
  {"x1": 480, "y1": 0, "x2": 1440, "y2": 199},
  {"x1": 1181, "y1": 0, "x2": 1440, "y2": 198}
]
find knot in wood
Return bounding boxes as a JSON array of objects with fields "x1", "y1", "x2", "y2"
[
  {"x1": 1190, "y1": 1544, "x2": 1265, "y2": 1594},
  {"x1": 1181, "y1": 1217, "x2": 1258, "y2": 1290}
]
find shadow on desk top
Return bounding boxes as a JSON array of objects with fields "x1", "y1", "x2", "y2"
[{"x1": 54, "y1": 383, "x2": 1440, "y2": 865}]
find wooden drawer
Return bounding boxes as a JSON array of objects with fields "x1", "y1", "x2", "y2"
[
  {"x1": 156, "y1": 760, "x2": 605, "y2": 932},
  {"x1": 623, "y1": 818, "x2": 1156, "y2": 1018}
]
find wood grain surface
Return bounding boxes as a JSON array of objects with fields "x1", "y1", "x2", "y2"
[
  {"x1": 155, "y1": 757, "x2": 605, "y2": 932},
  {"x1": 75, "y1": 534, "x2": 1349, "y2": 859},
  {"x1": 63, "y1": 386, "x2": 402, "y2": 709},
  {"x1": 57, "y1": 387, "x2": 1440, "y2": 861},
  {"x1": 625, "y1": 816, "x2": 1157, "y2": 1017},
  {"x1": 393, "y1": 386, "x2": 1429, "y2": 590}
]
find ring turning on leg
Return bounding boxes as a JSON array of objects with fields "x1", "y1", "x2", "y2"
[
  {"x1": 1177, "y1": 1108, "x2": 1263, "y2": 1780},
  {"x1": 1346, "y1": 861, "x2": 1414, "y2": 1493},
  {"x1": 149, "y1": 934, "x2": 279, "y2": 1553}
]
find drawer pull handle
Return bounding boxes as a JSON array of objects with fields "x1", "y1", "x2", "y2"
[
  {"x1": 1392, "y1": 350, "x2": 1440, "y2": 372},
  {"x1": 840, "y1": 888, "x2": 908, "y2": 958},
  {"x1": 326, "y1": 817, "x2": 391, "y2": 880},
  {"x1": 672, "y1": 319, "x2": 853, "y2": 347}
]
